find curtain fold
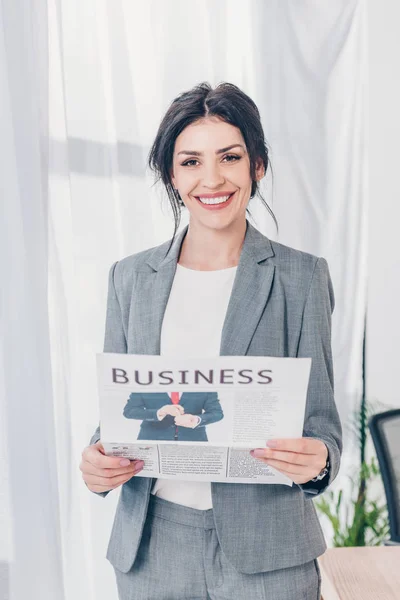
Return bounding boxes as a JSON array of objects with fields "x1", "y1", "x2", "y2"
[{"x1": 0, "y1": 1, "x2": 65, "y2": 599}]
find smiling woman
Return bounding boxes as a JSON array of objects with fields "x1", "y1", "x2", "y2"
[
  {"x1": 82, "y1": 81, "x2": 342, "y2": 600},
  {"x1": 172, "y1": 123, "x2": 257, "y2": 225},
  {"x1": 148, "y1": 82, "x2": 277, "y2": 262}
]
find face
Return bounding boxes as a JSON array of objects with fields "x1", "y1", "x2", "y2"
[{"x1": 171, "y1": 117, "x2": 264, "y2": 231}]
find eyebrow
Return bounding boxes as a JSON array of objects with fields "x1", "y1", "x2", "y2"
[{"x1": 177, "y1": 144, "x2": 245, "y2": 157}]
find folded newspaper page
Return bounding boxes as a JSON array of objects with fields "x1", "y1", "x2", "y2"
[{"x1": 96, "y1": 354, "x2": 311, "y2": 486}]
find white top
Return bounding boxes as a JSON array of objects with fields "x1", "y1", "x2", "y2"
[{"x1": 151, "y1": 263, "x2": 237, "y2": 509}]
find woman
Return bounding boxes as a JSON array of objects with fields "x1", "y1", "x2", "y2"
[{"x1": 80, "y1": 82, "x2": 342, "y2": 600}]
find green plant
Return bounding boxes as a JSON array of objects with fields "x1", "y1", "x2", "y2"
[
  {"x1": 316, "y1": 457, "x2": 389, "y2": 546},
  {"x1": 316, "y1": 396, "x2": 390, "y2": 546}
]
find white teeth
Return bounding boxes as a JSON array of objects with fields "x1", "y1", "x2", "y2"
[{"x1": 197, "y1": 194, "x2": 232, "y2": 205}]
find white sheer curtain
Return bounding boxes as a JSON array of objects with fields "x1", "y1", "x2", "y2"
[
  {"x1": 0, "y1": 0, "x2": 64, "y2": 599},
  {"x1": 1, "y1": 1, "x2": 366, "y2": 598}
]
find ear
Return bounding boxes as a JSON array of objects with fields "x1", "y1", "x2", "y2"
[{"x1": 255, "y1": 158, "x2": 265, "y2": 181}]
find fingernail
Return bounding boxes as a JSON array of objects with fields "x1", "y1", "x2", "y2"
[
  {"x1": 266, "y1": 440, "x2": 277, "y2": 448},
  {"x1": 120, "y1": 458, "x2": 131, "y2": 466},
  {"x1": 251, "y1": 449, "x2": 265, "y2": 458},
  {"x1": 134, "y1": 461, "x2": 144, "y2": 471}
]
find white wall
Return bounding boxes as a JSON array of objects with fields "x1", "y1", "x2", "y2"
[{"x1": 367, "y1": 0, "x2": 400, "y2": 409}]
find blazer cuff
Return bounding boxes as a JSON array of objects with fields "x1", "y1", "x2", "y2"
[
  {"x1": 298, "y1": 437, "x2": 340, "y2": 498},
  {"x1": 142, "y1": 408, "x2": 160, "y2": 422}
]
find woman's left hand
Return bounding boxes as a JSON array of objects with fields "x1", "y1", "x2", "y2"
[{"x1": 250, "y1": 438, "x2": 328, "y2": 485}]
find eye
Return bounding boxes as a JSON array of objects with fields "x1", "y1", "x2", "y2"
[
  {"x1": 223, "y1": 154, "x2": 241, "y2": 162},
  {"x1": 181, "y1": 154, "x2": 241, "y2": 167}
]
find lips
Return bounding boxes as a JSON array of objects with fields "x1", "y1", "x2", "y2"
[
  {"x1": 195, "y1": 192, "x2": 235, "y2": 203},
  {"x1": 194, "y1": 191, "x2": 236, "y2": 210}
]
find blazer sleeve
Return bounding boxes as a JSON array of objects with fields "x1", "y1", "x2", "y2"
[
  {"x1": 89, "y1": 261, "x2": 127, "y2": 498},
  {"x1": 123, "y1": 393, "x2": 159, "y2": 421},
  {"x1": 195, "y1": 392, "x2": 224, "y2": 428},
  {"x1": 296, "y1": 257, "x2": 343, "y2": 498}
]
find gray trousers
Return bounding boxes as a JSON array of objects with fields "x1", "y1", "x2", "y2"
[{"x1": 113, "y1": 495, "x2": 322, "y2": 600}]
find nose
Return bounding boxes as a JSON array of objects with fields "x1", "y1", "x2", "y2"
[{"x1": 201, "y1": 162, "x2": 225, "y2": 188}]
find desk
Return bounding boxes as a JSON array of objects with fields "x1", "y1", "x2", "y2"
[{"x1": 319, "y1": 547, "x2": 400, "y2": 599}]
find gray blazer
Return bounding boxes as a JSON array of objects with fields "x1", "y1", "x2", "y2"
[{"x1": 90, "y1": 220, "x2": 342, "y2": 575}]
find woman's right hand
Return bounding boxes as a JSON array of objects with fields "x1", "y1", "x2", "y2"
[{"x1": 80, "y1": 441, "x2": 144, "y2": 493}]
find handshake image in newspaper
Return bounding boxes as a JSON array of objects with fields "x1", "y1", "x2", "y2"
[{"x1": 97, "y1": 354, "x2": 311, "y2": 486}]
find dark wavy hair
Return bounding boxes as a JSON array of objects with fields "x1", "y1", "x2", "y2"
[{"x1": 147, "y1": 81, "x2": 277, "y2": 252}]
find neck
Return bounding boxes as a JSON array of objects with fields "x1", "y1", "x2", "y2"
[{"x1": 178, "y1": 218, "x2": 247, "y2": 271}]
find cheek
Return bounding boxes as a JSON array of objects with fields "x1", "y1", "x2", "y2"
[
  {"x1": 174, "y1": 171, "x2": 196, "y2": 193},
  {"x1": 236, "y1": 164, "x2": 253, "y2": 187}
]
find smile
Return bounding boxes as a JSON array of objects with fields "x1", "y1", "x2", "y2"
[{"x1": 195, "y1": 192, "x2": 236, "y2": 209}]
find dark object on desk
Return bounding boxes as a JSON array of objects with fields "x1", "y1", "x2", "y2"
[{"x1": 369, "y1": 409, "x2": 400, "y2": 545}]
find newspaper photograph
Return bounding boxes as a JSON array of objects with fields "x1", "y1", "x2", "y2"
[{"x1": 96, "y1": 354, "x2": 312, "y2": 486}]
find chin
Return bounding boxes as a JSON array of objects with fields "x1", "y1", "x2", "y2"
[{"x1": 199, "y1": 218, "x2": 243, "y2": 234}]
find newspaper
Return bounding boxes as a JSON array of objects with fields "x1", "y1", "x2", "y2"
[{"x1": 96, "y1": 354, "x2": 311, "y2": 486}]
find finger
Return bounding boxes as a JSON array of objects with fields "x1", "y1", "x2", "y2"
[
  {"x1": 266, "y1": 438, "x2": 324, "y2": 455},
  {"x1": 254, "y1": 467, "x2": 312, "y2": 486},
  {"x1": 247, "y1": 458, "x2": 315, "y2": 485},
  {"x1": 80, "y1": 459, "x2": 144, "y2": 478},
  {"x1": 84, "y1": 473, "x2": 141, "y2": 492},
  {"x1": 177, "y1": 405, "x2": 185, "y2": 414},
  {"x1": 85, "y1": 468, "x2": 142, "y2": 490},
  {"x1": 83, "y1": 445, "x2": 138, "y2": 470},
  {"x1": 95, "y1": 441, "x2": 105, "y2": 454},
  {"x1": 256, "y1": 457, "x2": 313, "y2": 477},
  {"x1": 250, "y1": 449, "x2": 311, "y2": 467},
  {"x1": 87, "y1": 484, "x2": 115, "y2": 493}
]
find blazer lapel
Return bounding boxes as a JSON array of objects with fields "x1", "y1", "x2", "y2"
[
  {"x1": 133, "y1": 220, "x2": 275, "y2": 357},
  {"x1": 220, "y1": 223, "x2": 275, "y2": 356},
  {"x1": 132, "y1": 226, "x2": 188, "y2": 355}
]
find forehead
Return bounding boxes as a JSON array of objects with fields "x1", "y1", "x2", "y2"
[{"x1": 174, "y1": 117, "x2": 244, "y2": 152}]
